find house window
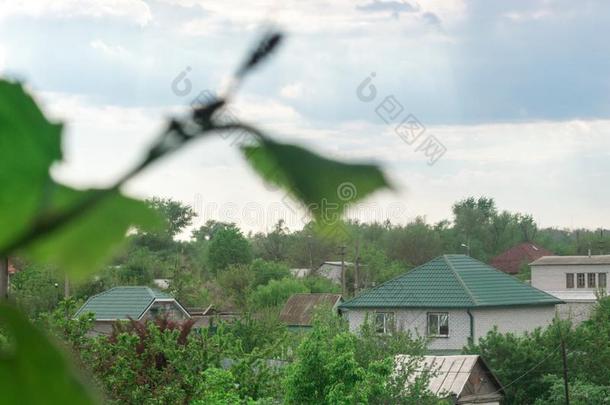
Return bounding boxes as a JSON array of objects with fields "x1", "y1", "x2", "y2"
[
  {"x1": 375, "y1": 312, "x2": 395, "y2": 334},
  {"x1": 566, "y1": 273, "x2": 574, "y2": 289},
  {"x1": 588, "y1": 273, "x2": 596, "y2": 288},
  {"x1": 599, "y1": 273, "x2": 607, "y2": 288},
  {"x1": 427, "y1": 312, "x2": 449, "y2": 337},
  {"x1": 577, "y1": 273, "x2": 585, "y2": 288}
]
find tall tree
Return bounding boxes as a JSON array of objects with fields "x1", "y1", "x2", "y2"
[{"x1": 207, "y1": 225, "x2": 252, "y2": 273}]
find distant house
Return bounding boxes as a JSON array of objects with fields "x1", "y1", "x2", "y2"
[
  {"x1": 340, "y1": 255, "x2": 562, "y2": 352},
  {"x1": 396, "y1": 355, "x2": 504, "y2": 404},
  {"x1": 531, "y1": 255, "x2": 610, "y2": 323},
  {"x1": 316, "y1": 261, "x2": 353, "y2": 284},
  {"x1": 279, "y1": 293, "x2": 343, "y2": 329},
  {"x1": 75, "y1": 286, "x2": 190, "y2": 335},
  {"x1": 290, "y1": 268, "x2": 310, "y2": 278},
  {"x1": 189, "y1": 304, "x2": 241, "y2": 329},
  {"x1": 489, "y1": 242, "x2": 552, "y2": 275}
]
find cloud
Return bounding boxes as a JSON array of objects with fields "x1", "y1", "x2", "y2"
[
  {"x1": 90, "y1": 39, "x2": 131, "y2": 58},
  {"x1": 356, "y1": 0, "x2": 419, "y2": 19},
  {"x1": 279, "y1": 82, "x2": 306, "y2": 99},
  {"x1": 421, "y1": 11, "x2": 442, "y2": 26},
  {"x1": 0, "y1": 0, "x2": 152, "y2": 26},
  {"x1": 0, "y1": 43, "x2": 5, "y2": 73},
  {"x1": 174, "y1": 0, "x2": 464, "y2": 36}
]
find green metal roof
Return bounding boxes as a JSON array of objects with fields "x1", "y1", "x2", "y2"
[
  {"x1": 340, "y1": 254, "x2": 563, "y2": 309},
  {"x1": 75, "y1": 286, "x2": 174, "y2": 320}
]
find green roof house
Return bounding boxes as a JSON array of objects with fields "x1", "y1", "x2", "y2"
[
  {"x1": 339, "y1": 255, "x2": 562, "y2": 352},
  {"x1": 76, "y1": 286, "x2": 190, "y2": 335}
]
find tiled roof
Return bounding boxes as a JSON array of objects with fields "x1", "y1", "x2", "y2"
[
  {"x1": 340, "y1": 255, "x2": 562, "y2": 309},
  {"x1": 489, "y1": 243, "x2": 553, "y2": 274},
  {"x1": 530, "y1": 255, "x2": 610, "y2": 266},
  {"x1": 75, "y1": 286, "x2": 173, "y2": 320},
  {"x1": 279, "y1": 293, "x2": 342, "y2": 326}
]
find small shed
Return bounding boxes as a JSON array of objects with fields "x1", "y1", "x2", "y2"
[
  {"x1": 279, "y1": 293, "x2": 342, "y2": 329},
  {"x1": 189, "y1": 304, "x2": 241, "y2": 329},
  {"x1": 396, "y1": 355, "x2": 504, "y2": 404},
  {"x1": 75, "y1": 286, "x2": 190, "y2": 335}
]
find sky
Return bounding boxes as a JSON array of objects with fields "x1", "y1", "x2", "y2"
[{"x1": 1, "y1": 0, "x2": 609, "y2": 233}]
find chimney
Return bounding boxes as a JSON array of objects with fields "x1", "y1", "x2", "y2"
[{"x1": 588, "y1": 248, "x2": 592, "y2": 258}]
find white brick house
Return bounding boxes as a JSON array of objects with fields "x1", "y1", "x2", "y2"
[
  {"x1": 340, "y1": 255, "x2": 561, "y2": 352},
  {"x1": 530, "y1": 255, "x2": 610, "y2": 323}
]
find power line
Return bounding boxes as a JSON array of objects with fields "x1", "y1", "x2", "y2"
[{"x1": 488, "y1": 344, "x2": 562, "y2": 396}]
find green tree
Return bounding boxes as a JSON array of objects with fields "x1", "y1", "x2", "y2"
[
  {"x1": 249, "y1": 277, "x2": 308, "y2": 310},
  {"x1": 207, "y1": 225, "x2": 253, "y2": 274},
  {"x1": 250, "y1": 258, "x2": 290, "y2": 287},
  {"x1": 217, "y1": 264, "x2": 255, "y2": 309}
]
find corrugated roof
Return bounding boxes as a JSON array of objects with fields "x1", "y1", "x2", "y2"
[
  {"x1": 279, "y1": 293, "x2": 342, "y2": 326},
  {"x1": 531, "y1": 255, "x2": 610, "y2": 266},
  {"x1": 340, "y1": 254, "x2": 562, "y2": 309},
  {"x1": 396, "y1": 355, "x2": 503, "y2": 398},
  {"x1": 489, "y1": 243, "x2": 553, "y2": 274},
  {"x1": 75, "y1": 286, "x2": 173, "y2": 320}
]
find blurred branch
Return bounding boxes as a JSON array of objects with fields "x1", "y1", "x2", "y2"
[{"x1": 0, "y1": 30, "x2": 283, "y2": 257}]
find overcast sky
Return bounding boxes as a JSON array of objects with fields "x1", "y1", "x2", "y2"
[{"x1": 1, "y1": 0, "x2": 609, "y2": 233}]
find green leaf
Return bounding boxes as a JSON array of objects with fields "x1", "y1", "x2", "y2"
[
  {"x1": 20, "y1": 183, "x2": 161, "y2": 277},
  {"x1": 0, "y1": 303, "x2": 98, "y2": 404},
  {"x1": 0, "y1": 80, "x2": 63, "y2": 249},
  {"x1": 0, "y1": 79, "x2": 160, "y2": 276},
  {"x1": 242, "y1": 138, "x2": 391, "y2": 230}
]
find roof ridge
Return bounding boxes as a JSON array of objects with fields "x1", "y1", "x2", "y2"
[
  {"x1": 461, "y1": 255, "x2": 563, "y2": 305},
  {"x1": 341, "y1": 258, "x2": 435, "y2": 306},
  {"x1": 443, "y1": 255, "x2": 478, "y2": 306}
]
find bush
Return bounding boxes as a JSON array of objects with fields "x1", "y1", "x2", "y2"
[{"x1": 249, "y1": 277, "x2": 308, "y2": 310}]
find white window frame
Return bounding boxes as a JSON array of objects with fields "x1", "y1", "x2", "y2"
[
  {"x1": 599, "y1": 273, "x2": 607, "y2": 288},
  {"x1": 566, "y1": 273, "x2": 574, "y2": 289},
  {"x1": 427, "y1": 312, "x2": 449, "y2": 338},
  {"x1": 374, "y1": 312, "x2": 395, "y2": 334},
  {"x1": 588, "y1": 273, "x2": 596, "y2": 288}
]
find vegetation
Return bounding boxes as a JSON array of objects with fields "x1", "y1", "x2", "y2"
[
  {"x1": 2, "y1": 25, "x2": 610, "y2": 405},
  {"x1": 466, "y1": 296, "x2": 610, "y2": 404}
]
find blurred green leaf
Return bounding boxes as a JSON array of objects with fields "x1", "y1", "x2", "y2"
[
  {"x1": 0, "y1": 80, "x2": 62, "y2": 249},
  {"x1": 20, "y1": 183, "x2": 161, "y2": 278},
  {"x1": 0, "y1": 79, "x2": 160, "y2": 276},
  {"x1": 0, "y1": 303, "x2": 97, "y2": 404},
  {"x1": 242, "y1": 138, "x2": 391, "y2": 227}
]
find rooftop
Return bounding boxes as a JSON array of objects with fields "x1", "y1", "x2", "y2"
[
  {"x1": 530, "y1": 255, "x2": 610, "y2": 266},
  {"x1": 489, "y1": 242, "x2": 553, "y2": 274},
  {"x1": 75, "y1": 286, "x2": 174, "y2": 320},
  {"x1": 279, "y1": 293, "x2": 342, "y2": 326},
  {"x1": 396, "y1": 355, "x2": 503, "y2": 400},
  {"x1": 340, "y1": 254, "x2": 562, "y2": 309}
]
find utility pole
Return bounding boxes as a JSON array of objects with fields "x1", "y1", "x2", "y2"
[
  {"x1": 560, "y1": 332, "x2": 570, "y2": 405},
  {"x1": 0, "y1": 256, "x2": 8, "y2": 300},
  {"x1": 354, "y1": 239, "x2": 361, "y2": 294},
  {"x1": 339, "y1": 245, "x2": 346, "y2": 296}
]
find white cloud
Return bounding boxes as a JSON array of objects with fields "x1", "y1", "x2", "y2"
[
  {"x1": 279, "y1": 82, "x2": 305, "y2": 99},
  {"x1": 90, "y1": 39, "x2": 131, "y2": 58},
  {"x1": 0, "y1": 43, "x2": 5, "y2": 72},
  {"x1": 31, "y1": 90, "x2": 610, "y2": 232},
  {"x1": 0, "y1": 0, "x2": 152, "y2": 26},
  {"x1": 174, "y1": 0, "x2": 466, "y2": 36}
]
